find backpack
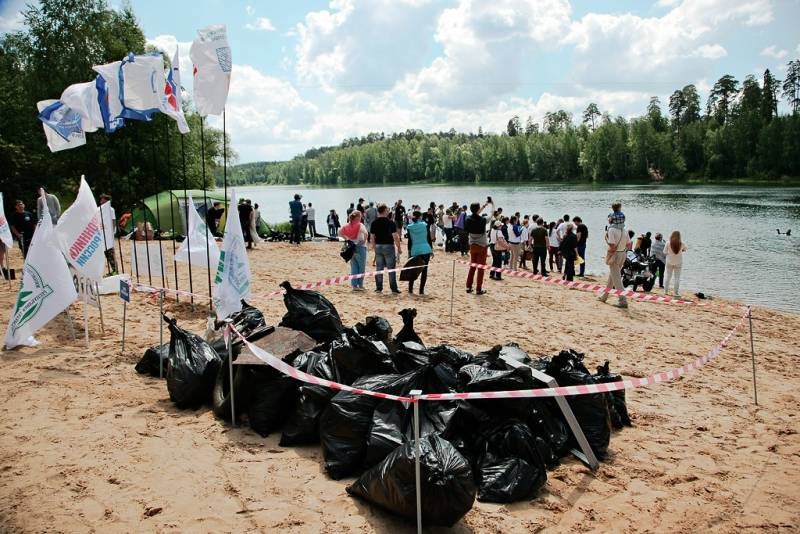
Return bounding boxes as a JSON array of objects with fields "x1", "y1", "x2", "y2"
[{"x1": 494, "y1": 230, "x2": 509, "y2": 251}]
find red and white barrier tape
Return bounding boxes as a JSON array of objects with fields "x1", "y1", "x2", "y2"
[
  {"x1": 228, "y1": 324, "x2": 415, "y2": 403},
  {"x1": 458, "y1": 260, "x2": 698, "y2": 305},
  {"x1": 229, "y1": 307, "x2": 749, "y2": 403}
]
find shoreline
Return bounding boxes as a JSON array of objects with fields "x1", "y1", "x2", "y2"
[{"x1": 1, "y1": 241, "x2": 798, "y2": 532}]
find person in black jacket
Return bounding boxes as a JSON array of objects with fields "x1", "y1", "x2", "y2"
[
  {"x1": 464, "y1": 202, "x2": 489, "y2": 295},
  {"x1": 559, "y1": 223, "x2": 578, "y2": 281}
]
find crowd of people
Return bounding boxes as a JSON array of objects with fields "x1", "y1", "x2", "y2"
[{"x1": 315, "y1": 195, "x2": 688, "y2": 303}]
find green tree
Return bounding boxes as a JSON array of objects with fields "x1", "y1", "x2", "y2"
[
  {"x1": 582, "y1": 103, "x2": 600, "y2": 130},
  {"x1": 506, "y1": 116, "x2": 521, "y2": 137},
  {"x1": 706, "y1": 75, "x2": 740, "y2": 124},
  {"x1": 761, "y1": 69, "x2": 780, "y2": 123},
  {"x1": 647, "y1": 96, "x2": 668, "y2": 132},
  {"x1": 783, "y1": 59, "x2": 800, "y2": 114}
]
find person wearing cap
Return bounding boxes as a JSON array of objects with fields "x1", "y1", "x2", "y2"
[
  {"x1": 464, "y1": 202, "x2": 488, "y2": 295},
  {"x1": 99, "y1": 193, "x2": 118, "y2": 275},
  {"x1": 488, "y1": 219, "x2": 506, "y2": 280},
  {"x1": 289, "y1": 193, "x2": 303, "y2": 245},
  {"x1": 599, "y1": 205, "x2": 630, "y2": 308}
]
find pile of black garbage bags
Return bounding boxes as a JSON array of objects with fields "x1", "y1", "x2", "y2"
[{"x1": 135, "y1": 282, "x2": 631, "y2": 527}]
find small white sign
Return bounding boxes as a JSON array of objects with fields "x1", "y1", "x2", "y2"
[{"x1": 70, "y1": 267, "x2": 100, "y2": 309}]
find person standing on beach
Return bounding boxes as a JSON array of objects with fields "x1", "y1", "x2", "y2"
[
  {"x1": 306, "y1": 203, "x2": 316, "y2": 239},
  {"x1": 488, "y1": 220, "x2": 506, "y2": 280},
  {"x1": 406, "y1": 211, "x2": 433, "y2": 295},
  {"x1": 599, "y1": 202, "x2": 629, "y2": 308},
  {"x1": 289, "y1": 194, "x2": 303, "y2": 245},
  {"x1": 36, "y1": 187, "x2": 61, "y2": 225},
  {"x1": 370, "y1": 204, "x2": 401, "y2": 294},
  {"x1": 651, "y1": 232, "x2": 667, "y2": 288},
  {"x1": 327, "y1": 209, "x2": 340, "y2": 238},
  {"x1": 339, "y1": 211, "x2": 368, "y2": 291},
  {"x1": 530, "y1": 218, "x2": 549, "y2": 276},
  {"x1": 465, "y1": 202, "x2": 488, "y2": 295},
  {"x1": 206, "y1": 201, "x2": 224, "y2": 237},
  {"x1": 559, "y1": 223, "x2": 578, "y2": 282},
  {"x1": 480, "y1": 196, "x2": 495, "y2": 218},
  {"x1": 393, "y1": 200, "x2": 406, "y2": 239},
  {"x1": 239, "y1": 199, "x2": 254, "y2": 249},
  {"x1": 664, "y1": 230, "x2": 688, "y2": 296},
  {"x1": 507, "y1": 216, "x2": 522, "y2": 271},
  {"x1": 99, "y1": 194, "x2": 118, "y2": 275},
  {"x1": 250, "y1": 201, "x2": 260, "y2": 247},
  {"x1": 548, "y1": 221, "x2": 561, "y2": 273},
  {"x1": 364, "y1": 202, "x2": 377, "y2": 241},
  {"x1": 346, "y1": 202, "x2": 355, "y2": 217},
  {"x1": 574, "y1": 216, "x2": 588, "y2": 277},
  {"x1": 454, "y1": 205, "x2": 468, "y2": 256}
]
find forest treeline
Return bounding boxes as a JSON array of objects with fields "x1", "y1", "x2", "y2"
[{"x1": 222, "y1": 64, "x2": 800, "y2": 186}]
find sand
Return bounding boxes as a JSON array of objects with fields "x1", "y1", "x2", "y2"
[{"x1": 1, "y1": 239, "x2": 799, "y2": 533}]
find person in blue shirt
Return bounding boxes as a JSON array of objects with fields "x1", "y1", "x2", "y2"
[
  {"x1": 289, "y1": 194, "x2": 303, "y2": 244},
  {"x1": 406, "y1": 211, "x2": 433, "y2": 295}
]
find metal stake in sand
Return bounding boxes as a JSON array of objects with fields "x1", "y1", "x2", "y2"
[
  {"x1": 64, "y1": 310, "x2": 77, "y2": 341},
  {"x1": 95, "y1": 281, "x2": 105, "y2": 334},
  {"x1": 410, "y1": 389, "x2": 423, "y2": 534},
  {"x1": 748, "y1": 306, "x2": 758, "y2": 406},
  {"x1": 5, "y1": 250, "x2": 11, "y2": 289},
  {"x1": 225, "y1": 318, "x2": 236, "y2": 427},
  {"x1": 449, "y1": 259, "x2": 455, "y2": 324},
  {"x1": 159, "y1": 290, "x2": 165, "y2": 378},
  {"x1": 83, "y1": 290, "x2": 89, "y2": 347}
]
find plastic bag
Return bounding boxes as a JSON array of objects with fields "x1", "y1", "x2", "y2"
[
  {"x1": 353, "y1": 316, "x2": 393, "y2": 344},
  {"x1": 278, "y1": 350, "x2": 339, "y2": 446},
  {"x1": 457, "y1": 363, "x2": 540, "y2": 420},
  {"x1": 546, "y1": 350, "x2": 612, "y2": 460},
  {"x1": 135, "y1": 343, "x2": 169, "y2": 377},
  {"x1": 246, "y1": 367, "x2": 298, "y2": 437},
  {"x1": 211, "y1": 351, "x2": 255, "y2": 422},
  {"x1": 477, "y1": 458, "x2": 542, "y2": 503},
  {"x1": 347, "y1": 434, "x2": 476, "y2": 527},
  {"x1": 392, "y1": 341, "x2": 430, "y2": 373},
  {"x1": 165, "y1": 315, "x2": 222, "y2": 408},
  {"x1": 330, "y1": 333, "x2": 396, "y2": 383},
  {"x1": 278, "y1": 281, "x2": 344, "y2": 342},
  {"x1": 393, "y1": 308, "x2": 423, "y2": 346},
  {"x1": 594, "y1": 361, "x2": 632, "y2": 429}
]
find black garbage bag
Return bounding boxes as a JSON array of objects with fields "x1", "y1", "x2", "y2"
[
  {"x1": 363, "y1": 364, "x2": 459, "y2": 469},
  {"x1": 594, "y1": 361, "x2": 632, "y2": 429},
  {"x1": 477, "y1": 458, "x2": 541, "y2": 503},
  {"x1": 458, "y1": 364, "x2": 540, "y2": 420},
  {"x1": 392, "y1": 341, "x2": 430, "y2": 373},
  {"x1": 546, "y1": 350, "x2": 612, "y2": 460},
  {"x1": 321, "y1": 370, "x2": 425, "y2": 479},
  {"x1": 347, "y1": 434, "x2": 476, "y2": 527},
  {"x1": 330, "y1": 333, "x2": 396, "y2": 383},
  {"x1": 429, "y1": 345, "x2": 474, "y2": 372},
  {"x1": 353, "y1": 316, "x2": 393, "y2": 344},
  {"x1": 216, "y1": 300, "x2": 266, "y2": 335},
  {"x1": 135, "y1": 343, "x2": 169, "y2": 377},
  {"x1": 278, "y1": 281, "x2": 344, "y2": 342},
  {"x1": 474, "y1": 420, "x2": 547, "y2": 503},
  {"x1": 211, "y1": 351, "x2": 256, "y2": 422},
  {"x1": 246, "y1": 367, "x2": 298, "y2": 437},
  {"x1": 441, "y1": 401, "x2": 493, "y2": 461},
  {"x1": 393, "y1": 308, "x2": 423, "y2": 346},
  {"x1": 165, "y1": 315, "x2": 222, "y2": 409},
  {"x1": 527, "y1": 400, "x2": 570, "y2": 465},
  {"x1": 278, "y1": 350, "x2": 339, "y2": 445}
]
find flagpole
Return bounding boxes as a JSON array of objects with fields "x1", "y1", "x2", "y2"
[
  {"x1": 150, "y1": 128, "x2": 168, "y2": 288},
  {"x1": 223, "y1": 109, "x2": 228, "y2": 215},
  {"x1": 84, "y1": 138, "x2": 111, "y2": 277},
  {"x1": 139, "y1": 134, "x2": 154, "y2": 286},
  {"x1": 180, "y1": 130, "x2": 195, "y2": 310},
  {"x1": 165, "y1": 121, "x2": 180, "y2": 302},
  {"x1": 126, "y1": 136, "x2": 141, "y2": 283},
  {"x1": 199, "y1": 116, "x2": 213, "y2": 312}
]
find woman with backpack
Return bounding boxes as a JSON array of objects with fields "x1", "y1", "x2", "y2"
[
  {"x1": 489, "y1": 220, "x2": 508, "y2": 280},
  {"x1": 548, "y1": 220, "x2": 562, "y2": 273},
  {"x1": 406, "y1": 211, "x2": 433, "y2": 294},
  {"x1": 338, "y1": 211, "x2": 368, "y2": 291}
]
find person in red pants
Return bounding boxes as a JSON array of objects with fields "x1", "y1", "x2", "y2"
[{"x1": 464, "y1": 202, "x2": 488, "y2": 295}]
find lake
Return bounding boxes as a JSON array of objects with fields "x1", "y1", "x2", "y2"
[{"x1": 223, "y1": 183, "x2": 800, "y2": 314}]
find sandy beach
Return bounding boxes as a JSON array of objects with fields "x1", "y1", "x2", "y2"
[{"x1": 1, "y1": 239, "x2": 798, "y2": 533}]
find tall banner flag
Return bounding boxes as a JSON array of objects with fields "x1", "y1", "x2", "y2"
[
  {"x1": 190, "y1": 24, "x2": 232, "y2": 116},
  {"x1": 213, "y1": 189, "x2": 250, "y2": 318},
  {"x1": 54, "y1": 176, "x2": 105, "y2": 281},
  {"x1": 118, "y1": 53, "x2": 167, "y2": 121},
  {"x1": 0, "y1": 193, "x2": 14, "y2": 249},
  {"x1": 174, "y1": 195, "x2": 220, "y2": 269},
  {"x1": 60, "y1": 81, "x2": 105, "y2": 133},
  {"x1": 4, "y1": 200, "x2": 78, "y2": 349},
  {"x1": 36, "y1": 99, "x2": 86, "y2": 151},
  {"x1": 93, "y1": 60, "x2": 125, "y2": 133},
  {"x1": 162, "y1": 49, "x2": 190, "y2": 133}
]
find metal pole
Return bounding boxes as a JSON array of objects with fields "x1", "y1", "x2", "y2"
[
  {"x1": 126, "y1": 137, "x2": 140, "y2": 283},
  {"x1": 159, "y1": 290, "x2": 165, "y2": 378},
  {"x1": 95, "y1": 281, "x2": 105, "y2": 334},
  {"x1": 83, "y1": 291, "x2": 89, "y2": 347},
  {"x1": 410, "y1": 389, "x2": 423, "y2": 534},
  {"x1": 65, "y1": 310, "x2": 76, "y2": 341},
  {"x1": 223, "y1": 109, "x2": 228, "y2": 212},
  {"x1": 121, "y1": 300, "x2": 127, "y2": 355},
  {"x1": 165, "y1": 121, "x2": 179, "y2": 303},
  {"x1": 5, "y1": 250, "x2": 11, "y2": 289},
  {"x1": 199, "y1": 116, "x2": 213, "y2": 311},
  {"x1": 748, "y1": 306, "x2": 758, "y2": 406},
  {"x1": 225, "y1": 318, "x2": 235, "y2": 426},
  {"x1": 180, "y1": 132, "x2": 195, "y2": 311},
  {"x1": 449, "y1": 259, "x2": 455, "y2": 324}
]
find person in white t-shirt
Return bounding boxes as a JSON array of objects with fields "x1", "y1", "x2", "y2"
[
  {"x1": 664, "y1": 230, "x2": 688, "y2": 296},
  {"x1": 99, "y1": 193, "x2": 117, "y2": 275},
  {"x1": 598, "y1": 214, "x2": 630, "y2": 308},
  {"x1": 556, "y1": 214, "x2": 570, "y2": 241}
]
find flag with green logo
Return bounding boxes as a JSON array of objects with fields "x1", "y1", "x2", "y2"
[
  {"x1": 5, "y1": 199, "x2": 77, "y2": 348},
  {"x1": 213, "y1": 189, "x2": 250, "y2": 319}
]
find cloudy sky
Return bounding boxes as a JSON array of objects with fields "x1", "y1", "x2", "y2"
[{"x1": 1, "y1": 0, "x2": 799, "y2": 163}]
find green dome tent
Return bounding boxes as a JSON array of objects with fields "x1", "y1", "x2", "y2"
[{"x1": 123, "y1": 190, "x2": 229, "y2": 237}]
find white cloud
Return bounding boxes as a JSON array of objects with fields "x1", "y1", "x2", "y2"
[
  {"x1": 146, "y1": 35, "x2": 193, "y2": 77},
  {"x1": 0, "y1": 0, "x2": 24, "y2": 34},
  {"x1": 566, "y1": 0, "x2": 772, "y2": 89},
  {"x1": 294, "y1": 0, "x2": 443, "y2": 92},
  {"x1": 761, "y1": 45, "x2": 788, "y2": 60},
  {"x1": 245, "y1": 17, "x2": 276, "y2": 32},
  {"x1": 245, "y1": 5, "x2": 255, "y2": 16}
]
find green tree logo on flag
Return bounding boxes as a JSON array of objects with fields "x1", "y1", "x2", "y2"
[{"x1": 10, "y1": 265, "x2": 54, "y2": 335}]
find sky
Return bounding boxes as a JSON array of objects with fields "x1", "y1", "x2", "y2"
[{"x1": 1, "y1": 0, "x2": 799, "y2": 163}]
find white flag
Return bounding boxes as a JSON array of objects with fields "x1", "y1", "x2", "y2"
[
  {"x1": 162, "y1": 49, "x2": 190, "y2": 134},
  {"x1": 213, "y1": 189, "x2": 250, "y2": 318},
  {"x1": 36, "y1": 99, "x2": 86, "y2": 152},
  {"x1": 190, "y1": 24, "x2": 232, "y2": 116},
  {"x1": 0, "y1": 193, "x2": 14, "y2": 249},
  {"x1": 60, "y1": 81, "x2": 105, "y2": 133},
  {"x1": 53, "y1": 176, "x2": 105, "y2": 281},
  {"x1": 174, "y1": 195, "x2": 220, "y2": 269},
  {"x1": 4, "y1": 200, "x2": 78, "y2": 349},
  {"x1": 92, "y1": 61, "x2": 125, "y2": 132},
  {"x1": 119, "y1": 53, "x2": 166, "y2": 121}
]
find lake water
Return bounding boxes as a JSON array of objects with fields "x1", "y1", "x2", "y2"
[{"x1": 225, "y1": 183, "x2": 800, "y2": 314}]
